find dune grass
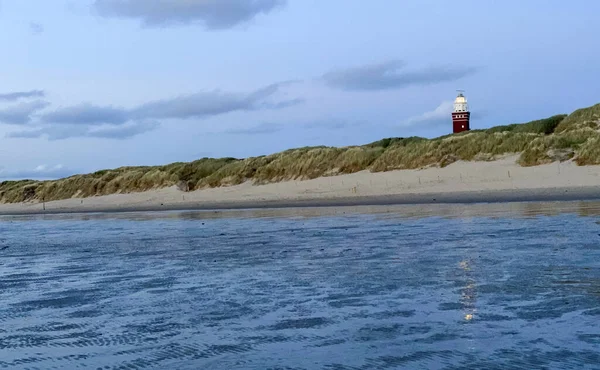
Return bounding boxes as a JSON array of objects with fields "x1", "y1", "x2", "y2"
[{"x1": 1, "y1": 103, "x2": 599, "y2": 204}]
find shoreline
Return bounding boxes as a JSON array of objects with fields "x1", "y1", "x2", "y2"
[
  {"x1": 2, "y1": 157, "x2": 600, "y2": 216},
  {"x1": 1, "y1": 186, "x2": 600, "y2": 216}
]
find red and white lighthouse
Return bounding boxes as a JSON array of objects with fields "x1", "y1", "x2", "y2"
[{"x1": 452, "y1": 91, "x2": 470, "y2": 133}]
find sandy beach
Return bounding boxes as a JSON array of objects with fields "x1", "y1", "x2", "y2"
[{"x1": 2, "y1": 156, "x2": 600, "y2": 215}]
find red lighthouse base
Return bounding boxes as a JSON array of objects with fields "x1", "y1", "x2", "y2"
[{"x1": 452, "y1": 111, "x2": 470, "y2": 133}]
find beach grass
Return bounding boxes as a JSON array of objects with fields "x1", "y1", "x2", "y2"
[{"x1": 1, "y1": 103, "x2": 599, "y2": 204}]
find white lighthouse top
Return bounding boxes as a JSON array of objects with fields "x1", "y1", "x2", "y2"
[{"x1": 453, "y1": 92, "x2": 469, "y2": 113}]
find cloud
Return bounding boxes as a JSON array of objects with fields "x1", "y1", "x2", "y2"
[
  {"x1": 224, "y1": 122, "x2": 282, "y2": 135},
  {"x1": 264, "y1": 98, "x2": 305, "y2": 109},
  {"x1": 4, "y1": 82, "x2": 301, "y2": 140},
  {"x1": 402, "y1": 101, "x2": 454, "y2": 127},
  {"x1": 0, "y1": 90, "x2": 45, "y2": 101},
  {"x1": 7, "y1": 121, "x2": 158, "y2": 140},
  {"x1": 36, "y1": 82, "x2": 300, "y2": 126},
  {"x1": 87, "y1": 121, "x2": 160, "y2": 139},
  {"x1": 303, "y1": 119, "x2": 366, "y2": 131},
  {"x1": 7, "y1": 126, "x2": 90, "y2": 140},
  {"x1": 131, "y1": 82, "x2": 301, "y2": 120},
  {"x1": 30, "y1": 22, "x2": 44, "y2": 34},
  {"x1": 223, "y1": 118, "x2": 365, "y2": 136},
  {"x1": 93, "y1": 0, "x2": 286, "y2": 30},
  {"x1": 40, "y1": 103, "x2": 129, "y2": 125},
  {"x1": 322, "y1": 60, "x2": 478, "y2": 91},
  {"x1": 0, "y1": 100, "x2": 50, "y2": 125},
  {"x1": 0, "y1": 164, "x2": 78, "y2": 180}
]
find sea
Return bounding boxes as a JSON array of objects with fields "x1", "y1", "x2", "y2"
[{"x1": 1, "y1": 201, "x2": 600, "y2": 369}]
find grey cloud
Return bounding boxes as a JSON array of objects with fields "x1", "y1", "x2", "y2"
[
  {"x1": 87, "y1": 121, "x2": 160, "y2": 139},
  {"x1": 323, "y1": 60, "x2": 478, "y2": 91},
  {"x1": 132, "y1": 82, "x2": 301, "y2": 120},
  {"x1": 224, "y1": 122, "x2": 282, "y2": 135},
  {"x1": 133, "y1": 91, "x2": 253, "y2": 120},
  {"x1": 0, "y1": 90, "x2": 45, "y2": 101},
  {"x1": 261, "y1": 98, "x2": 305, "y2": 110},
  {"x1": 8, "y1": 126, "x2": 91, "y2": 140},
  {"x1": 37, "y1": 83, "x2": 300, "y2": 126},
  {"x1": 7, "y1": 121, "x2": 158, "y2": 141},
  {"x1": 93, "y1": 0, "x2": 286, "y2": 30},
  {"x1": 6, "y1": 129, "x2": 46, "y2": 139},
  {"x1": 40, "y1": 103, "x2": 129, "y2": 125},
  {"x1": 30, "y1": 22, "x2": 44, "y2": 34},
  {"x1": 5, "y1": 82, "x2": 301, "y2": 140},
  {"x1": 0, "y1": 100, "x2": 50, "y2": 125},
  {"x1": 304, "y1": 119, "x2": 366, "y2": 130}
]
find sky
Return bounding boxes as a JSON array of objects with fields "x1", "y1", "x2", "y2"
[{"x1": 0, "y1": 0, "x2": 599, "y2": 180}]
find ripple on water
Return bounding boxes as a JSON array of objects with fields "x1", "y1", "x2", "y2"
[
  {"x1": 1, "y1": 206, "x2": 600, "y2": 368},
  {"x1": 13, "y1": 287, "x2": 103, "y2": 311},
  {"x1": 268, "y1": 317, "x2": 333, "y2": 331}
]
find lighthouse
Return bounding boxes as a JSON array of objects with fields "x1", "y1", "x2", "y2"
[{"x1": 452, "y1": 91, "x2": 470, "y2": 133}]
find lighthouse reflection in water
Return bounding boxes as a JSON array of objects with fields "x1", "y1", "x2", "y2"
[
  {"x1": 1, "y1": 205, "x2": 600, "y2": 369},
  {"x1": 459, "y1": 259, "x2": 477, "y2": 322}
]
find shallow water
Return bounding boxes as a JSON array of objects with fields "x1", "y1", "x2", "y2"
[{"x1": 1, "y1": 202, "x2": 600, "y2": 369}]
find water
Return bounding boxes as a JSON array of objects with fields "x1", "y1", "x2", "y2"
[{"x1": 1, "y1": 202, "x2": 600, "y2": 369}]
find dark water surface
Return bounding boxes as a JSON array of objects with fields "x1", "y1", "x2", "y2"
[{"x1": 1, "y1": 202, "x2": 600, "y2": 369}]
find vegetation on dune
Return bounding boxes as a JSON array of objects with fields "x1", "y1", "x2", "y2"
[
  {"x1": 1, "y1": 103, "x2": 600, "y2": 204},
  {"x1": 555, "y1": 103, "x2": 600, "y2": 133}
]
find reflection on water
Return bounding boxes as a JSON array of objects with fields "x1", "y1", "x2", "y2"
[
  {"x1": 0, "y1": 201, "x2": 600, "y2": 368},
  {"x1": 459, "y1": 260, "x2": 477, "y2": 322}
]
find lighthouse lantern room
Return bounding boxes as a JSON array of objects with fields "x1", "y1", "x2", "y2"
[{"x1": 452, "y1": 91, "x2": 470, "y2": 133}]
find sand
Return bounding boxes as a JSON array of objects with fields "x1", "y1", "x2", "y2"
[{"x1": 2, "y1": 156, "x2": 600, "y2": 215}]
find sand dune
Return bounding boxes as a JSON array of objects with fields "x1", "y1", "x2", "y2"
[{"x1": 2, "y1": 156, "x2": 600, "y2": 215}]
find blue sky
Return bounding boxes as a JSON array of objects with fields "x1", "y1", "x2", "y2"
[{"x1": 0, "y1": 0, "x2": 599, "y2": 179}]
